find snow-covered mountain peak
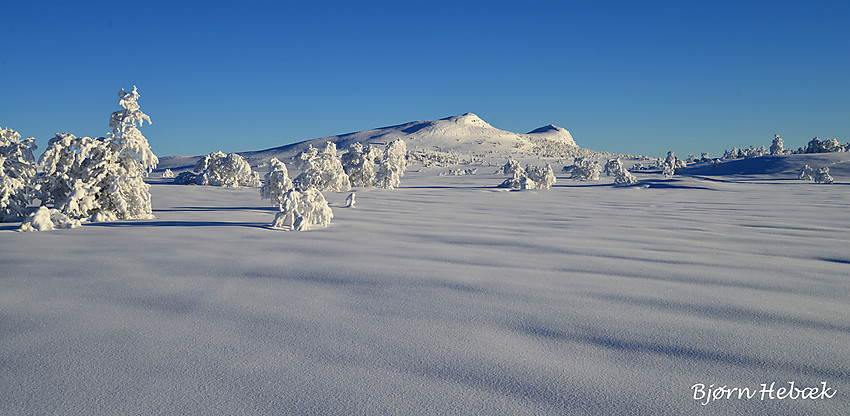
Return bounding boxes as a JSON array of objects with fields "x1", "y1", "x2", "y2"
[
  {"x1": 442, "y1": 113, "x2": 490, "y2": 127},
  {"x1": 526, "y1": 124, "x2": 576, "y2": 147}
]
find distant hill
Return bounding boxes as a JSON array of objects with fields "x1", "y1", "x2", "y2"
[
  {"x1": 158, "y1": 113, "x2": 600, "y2": 171},
  {"x1": 682, "y1": 152, "x2": 850, "y2": 181}
]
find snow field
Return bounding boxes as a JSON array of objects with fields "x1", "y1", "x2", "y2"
[{"x1": 1, "y1": 170, "x2": 849, "y2": 415}]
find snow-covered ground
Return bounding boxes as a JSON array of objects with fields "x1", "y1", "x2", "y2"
[{"x1": 2, "y1": 163, "x2": 849, "y2": 414}]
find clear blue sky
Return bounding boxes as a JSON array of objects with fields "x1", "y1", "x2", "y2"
[{"x1": 3, "y1": 0, "x2": 848, "y2": 158}]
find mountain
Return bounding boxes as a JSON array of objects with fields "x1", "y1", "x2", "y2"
[{"x1": 158, "y1": 113, "x2": 593, "y2": 170}]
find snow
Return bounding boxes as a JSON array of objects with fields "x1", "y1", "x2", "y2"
[{"x1": 2, "y1": 157, "x2": 849, "y2": 414}]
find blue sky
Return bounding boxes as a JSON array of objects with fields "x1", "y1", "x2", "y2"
[{"x1": 3, "y1": 0, "x2": 848, "y2": 158}]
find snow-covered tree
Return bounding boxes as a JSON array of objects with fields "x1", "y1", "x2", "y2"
[
  {"x1": 38, "y1": 86, "x2": 158, "y2": 222},
  {"x1": 570, "y1": 157, "x2": 601, "y2": 181},
  {"x1": 293, "y1": 142, "x2": 351, "y2": 192},
  {"x1": 770, "y1": 135, "x2": 785, "y2": 155},
  {"x1": 271, "y1": 188, "x2": 333, "y2": 231},
  {"x1": 340, "y1": 142, "x2": 375, "y2": 187},
  {"x1": 661, "y1": 151, "x2": 685, "y2": 178},
  {"x1": 499, "y1": 164, "x2": 555, "y2": 190},
  {"x1": 798, "y1": 165, "x2": 815, "y2": 181},
  {"x1": 613, "y1": 165, "x2": 638, "y2": 185},
  {"x1": 499, "y1": 158, "x2": 522, "y2": 176},
  {"x1": 603, "y1": 158, "x2": 623, "y2": 176},
  {"x1": 374, "y1": 139, "x2": 407, "y2": 189},
  {"x1": 176, "y1": 151, "x2": 261, "y2": 187},
  {"x1": 260, "y1": 158, "x2": 294, "y2": 207},
  {"x1": 0, "y1": 127, "x2": 38, "y2": 221},
  {"x1": 814, "y1": 167, "x2": 834, "y2": 184},
  {"x1": 161, "y1": 169, "x2": 175, "y2": 178}
]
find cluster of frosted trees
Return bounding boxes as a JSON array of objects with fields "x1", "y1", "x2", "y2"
[
  {"x1": 798, "y1": 165, "x2": 834, "y2": 184},
  {"x1": 498, "y1": 159, "x2": 556, "y2": 190},
  {"x1": 1, "y1": 86, "x2": 159, "y2": 231},
  {"x1": 259, "y1": 139, "x2": 408, "y2": 230},
  {"x1": 175, "y1": 151, "x2": 261, "y2": 187}
]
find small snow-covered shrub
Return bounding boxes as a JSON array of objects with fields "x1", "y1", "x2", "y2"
[
  {"x1": 340, "y1": 142, "x2": 375, "y2": 187},
  {"x1": 294, "y1": 142, "x2": 351, "y2": 192},
  {"x1": 260, "y1": 158, "x2": 294, "y2": 207},
  {"x1": 815, "y1": 167, "x2": 834, "y2": 184},
  {"x1": 798, "y1": 165, "x2": 815, "y2": 181},
  {"x1": 570, "y1": 157, "x2": 601, "y2": 181},
  {"x1": 499, "y1": 164, "x2": 555, "y2": 190},
  {"x1": 374, "y1": 139, "x2": 407, "y2": 189},
  {"x1": 271, "y1": 188, "x2": 333, "y2": 231},
  {"x1": 439, "y1": 168, "x2": 477, "y2": 176},
  {"x1": 0, "y1": 127, "x2": 38, "y2": 221},
  {"x1": 177, "y1": 151, "x2": 261, "y2": 187},
  {"x1": 19, "y1": 206, "x2": 81, "y2": 232},
  {"x1": 161, "y1": 169, "x2": 175, "y2": 178}
]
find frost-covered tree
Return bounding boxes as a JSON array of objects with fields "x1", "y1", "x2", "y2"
[
  {"x1": 499, "y1": 164, "x2": 555, "y2": 190},
  {"x1": 613, "y1": 165, "x2": 638, "y2": 185},
  {"x1": 340, "y1": 142, "x2": 375, "y2": 187},
  {"x1": 570, "y1": 157, "x2": 601, "y2": 181},
  {"x1": 803, "y1": 137, "x2": 844, "y2": 154},
  {"x1": 260, "y1": 158, "x2": 294, "y2": 207},
  {"x1": 38, "y1": 86, "x2": 158, "y2": 222},
  {"x1": 499, "y1": 158, "x2": 522, "y2": 176},
  {"x1": 161, "y1": 169, "x2": 175, "y2": 178},
  {"x1": 814, "y1": 167, "x2": 834, "y2": 184},
  {"x1": 603, "y1": 158, "x2": 623, "y2": 176},
  {"x1": 271, "y1": 188, "x2": 333, "y2": 231},
  {"x1": 0, "y1": 127, "x2": 38, "y2": 221},
  {"x1": 798, "y1": 165, "x2": 815, "y2": 181},
  {"x1": 661, "y1": 151, "x2": 685, "y2": 178},
  {"x1": 374, "y1": 139, "x2": 407, "y2": 189},
  {"x1": 293, "y1": 144, "x2": 319, "y2": 170},
  {"x1": 176, "y1": 151, "x2": 261, "y2": 187},
  {"x1": 770, "y1": 135, "x2": 785, "y2": 155},
  {"x1": 293, "y1": 142, "x2": 351, "y2": 192}
]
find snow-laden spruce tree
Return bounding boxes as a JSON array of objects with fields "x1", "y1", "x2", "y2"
[
  {"x1": 499, "y1": 158, "x2": 522, "y2": 176},
  {"x1": 161, "y1": 169, "x2": 175, "y2": 178},
  {"x1": 293, "y1": 142, "x2": 351, "y2": 192},
  {"x1": 613, "y1": 164, "x2": 638, "y2": 185},
  {"x1": 176, "y1": 151, "x2": 261, "y2": 187},
  {"x1": 661, "y1": 151, "x2": 684, "y2": 178},
  {"x1": 271, "y1": 188, "x2": 333, "y2": 231},
  {"x1": 0, "y1": 127, "x2": 38, "y2": 221},
  {"x1": 814, "y1": 166, "x2": 834, "y2": 184},
  {"x1": 374, "y1": 139, "x2": 407, "y2": 189},
  {"x1": 770, "y1": 135, "x2": 785, "y2": 155},
  {"x1": 798, "y1": 165, "x2": 815, "y2": 181},
  {"x1": 38, "y1": 86, "x2": 158, "y2": 222},
  {"x1": 260, "y1": 158, "x2": 294, "y2": 207},
  {"x1": 498, "y1": 163, "x2": 556, "y2": 190},
  {"x1": 570, "y1": 157, "x2": 601, "y2": 181},
  {"x1": 340, "y1": 142, "x2": 375, "y2": 187},
  {"x1": 603, "y1": 158, "x2": 623, "y2": 176}
]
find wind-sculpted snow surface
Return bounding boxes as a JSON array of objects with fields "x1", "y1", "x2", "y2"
[{"x1": 1, "y1": 167, "x2": 849, "y2": 415}]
